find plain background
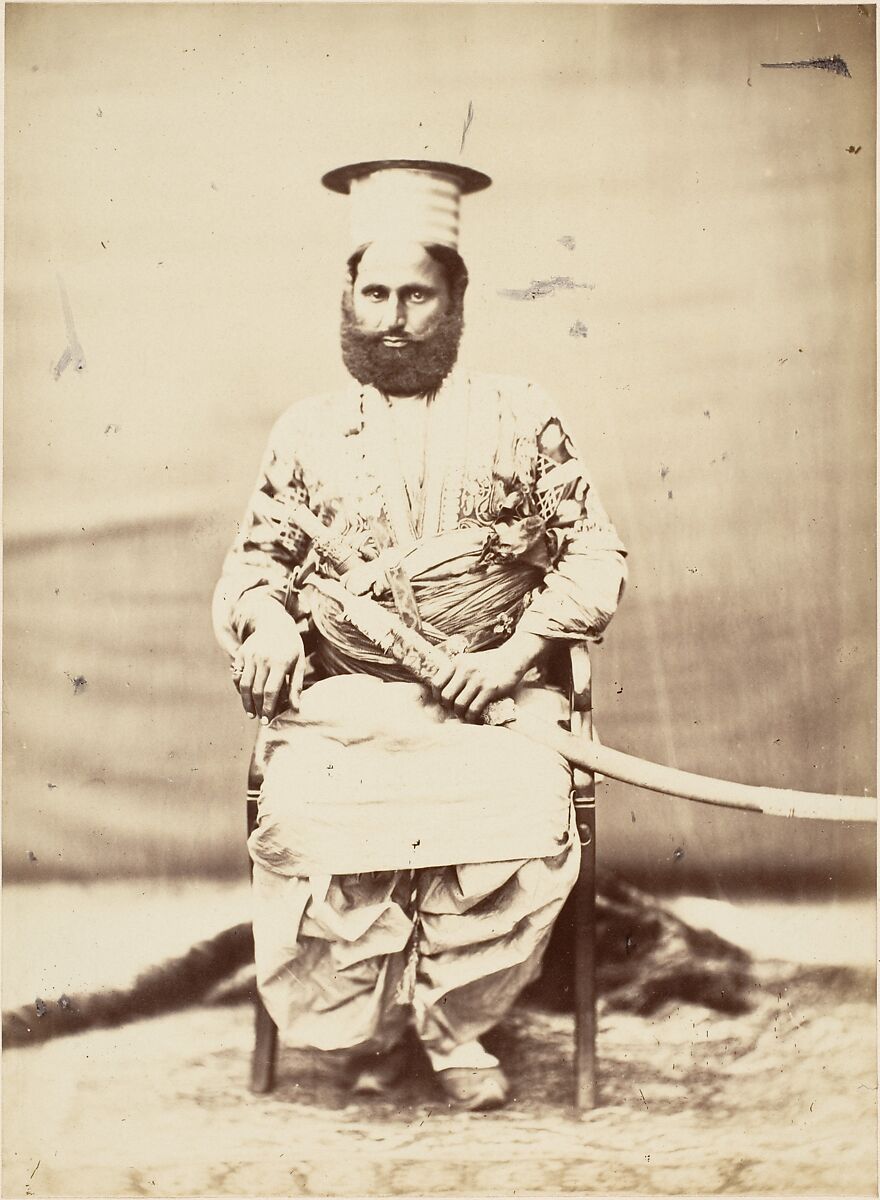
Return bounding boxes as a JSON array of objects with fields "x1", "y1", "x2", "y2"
[{"x1": 3, "y1": 3, "x2": 876, "y2": 894}]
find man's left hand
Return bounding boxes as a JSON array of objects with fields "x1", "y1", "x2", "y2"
[{"x1": 431, "y1": 631, "x2": 550, "y2": 723}]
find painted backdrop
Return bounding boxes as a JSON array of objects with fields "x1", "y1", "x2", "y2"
[{"x1": 4, "y1": 4, "x2": 875, "y2": 894}]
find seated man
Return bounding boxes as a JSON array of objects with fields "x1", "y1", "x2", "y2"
[{"x1": 212, "y1": 160, "x2": 627, "y2": 1110}]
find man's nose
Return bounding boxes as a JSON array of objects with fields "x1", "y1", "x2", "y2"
[{"x1": 390, "y1": 296, "x2": 407, "y2": 329}]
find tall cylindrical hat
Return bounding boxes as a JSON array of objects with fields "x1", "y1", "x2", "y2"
[{"x1": 322, "y1": 159, "x2": 491, "y2": 252}]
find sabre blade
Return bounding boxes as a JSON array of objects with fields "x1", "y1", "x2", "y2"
[{"x1": 292, "y1": 527, "x2": 877, "y2": 825}]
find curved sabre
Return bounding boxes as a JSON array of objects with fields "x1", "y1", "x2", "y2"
[{"x1": 289, "y1": 505, "x2": 877, "y2": 824}]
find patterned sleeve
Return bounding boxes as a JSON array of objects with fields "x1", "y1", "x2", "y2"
[
  {"x1": 211, "y1": 410, "x2": 313, "y2": 657},
  {"x1": 515, "y1": 388, "x2": 628, "y2": 642}
]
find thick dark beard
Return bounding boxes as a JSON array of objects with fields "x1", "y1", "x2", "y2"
[{"x1": 340, "y1": 293, "x2": 464, "y2": 396}]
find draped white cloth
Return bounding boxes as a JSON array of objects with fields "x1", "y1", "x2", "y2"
[
  {"x1": 250, "y1": 677, "x2": 574, "y2": 875},
  {"x1": 251, "y1": 811, "x2": 580, "y2": 1056}
]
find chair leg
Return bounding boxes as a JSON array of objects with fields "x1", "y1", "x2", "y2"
[
  {"x1": 246, "y1": 792, "x2": 278, "y2": 1093},
  {"x1": 250, "y1": 991, "x2": 279, "y2": 1094},
  {"x1": 573, "y1": 798, "x2": 598, "y2": 1111}
]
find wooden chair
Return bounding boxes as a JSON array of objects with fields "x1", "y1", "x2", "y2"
[{"x1": 245, "y1": 641, "x2": 599, "y2": 1109}]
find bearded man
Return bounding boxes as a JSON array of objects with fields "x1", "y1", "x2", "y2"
[{"x1": 213, "y1": 160, "x2": 627, "y2": 1111}]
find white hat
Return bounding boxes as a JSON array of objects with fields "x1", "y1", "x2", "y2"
[{"x1": 322, "y1": 159, "x2": 491, "y2": 251}]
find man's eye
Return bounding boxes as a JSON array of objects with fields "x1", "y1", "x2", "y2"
[
  {"x1": 409, "y1": 290, "x2": 425, "y2": 302},
  {"x1": 365, "y1": 288, "x2": 385, "y2": 300}
]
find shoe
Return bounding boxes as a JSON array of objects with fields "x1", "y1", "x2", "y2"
[
  {"x1": 434, "y1": 1065, "x2": 511, "y2": 1111},
  {"x1": 350, "y1": 1043, "x2": 409, "y2": 1096}
]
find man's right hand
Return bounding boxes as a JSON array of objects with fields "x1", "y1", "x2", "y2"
[{"x1": 232, "y1": 601, "x2": 305, "y2": 724}]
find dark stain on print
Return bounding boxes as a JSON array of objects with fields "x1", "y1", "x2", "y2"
[
  {"x1": 459, "y1": 100, "x2": 475, "y2": 154},
  {"x1": 761, "y1": 54, "x2": 851, "y2": 77},
  {"x1": 569, "y1": 320, "x2": 588, "y2": 338},
  {"x1": 53, "y1": 274, "x2": 87, "y2": 379},
  {"x1": 66, "y1": 673, "x2": 88, "y2": 695},
  {"x1": 499, "y1": 276, "x2": 595, "y2": 301}
]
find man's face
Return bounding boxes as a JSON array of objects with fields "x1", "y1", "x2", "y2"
[
  {"x1": 350, "y1": 242, "x2": 451, "y2": 342},
  {"x1": 340, "y1": 241, "x2": 465, "y2": 397}
]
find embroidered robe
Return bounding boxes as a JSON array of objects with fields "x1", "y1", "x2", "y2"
[{"x1": 213, "y1": 370, "x2": 627, "y2": 873}]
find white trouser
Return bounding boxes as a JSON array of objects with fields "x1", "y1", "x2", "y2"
[{"x1": 251, "y1": 810, "x2": 580, "y2": 1063}]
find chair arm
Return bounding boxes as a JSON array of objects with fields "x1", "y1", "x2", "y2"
[{"x1": 567, "y1": 643, "x2": 595, "y2": 800}]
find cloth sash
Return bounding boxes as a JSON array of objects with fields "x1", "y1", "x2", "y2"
[{"x1": 309, "y1": 524, "x2": 548, "y2": 679}]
